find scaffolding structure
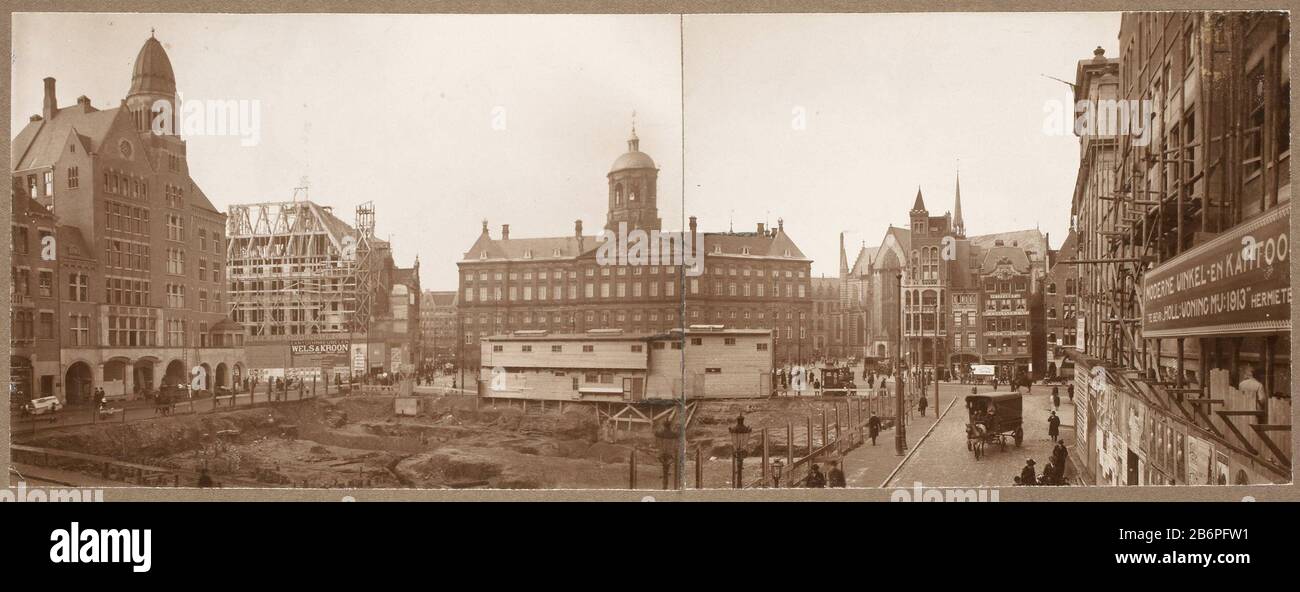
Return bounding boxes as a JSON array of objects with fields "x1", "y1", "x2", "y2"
[
  {"x1": 1069, "y1": 12, "x2": 1291, "y2": 475},
  {"x1": 225, "y1": 197, "x2": 388, "y2": 338},
  {"x1": 1074, "y1": 12, "x2": 1289, "y2": 375}
]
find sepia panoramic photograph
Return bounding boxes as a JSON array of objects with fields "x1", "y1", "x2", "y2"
[{"x1": 6, "y1": 9, "x2": 1292, "y2": 496}]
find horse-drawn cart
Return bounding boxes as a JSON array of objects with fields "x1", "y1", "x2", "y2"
[{"x1": 964, "y1": 392, "x2": 1023, "y2": 460}]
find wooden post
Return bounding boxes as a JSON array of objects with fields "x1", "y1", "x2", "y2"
[
  {"x1": 834, "y1": 404, "x2": 842, "y2": 441},
  {"x1": 629, "y1": 449, "x2": 637, "y2": 490},
  {"x1": 1176, "y1": 338, "x2": 1186, "y2": 389},
  {"x1": 1153, "y1": 338, "x2": 1162, "y2": 381},
  {"x1": 1263, "y1": 335, "x2": 1276, "y2": 399},
  {"x1": 821, "y1": 409, "x2": 828, "y2": 446},
  {"x1": 806, "y1": 415, "x2": 814, "y2": 454},
  {"x1": 761, "y1": 429, "x2": 770, "y2": 488},
  {"x1": 786, "y1": 421, "x2": 794, "y2": 481},
  {"x1": 1230, "y1": 337, "x2": 1241, "y2": 383},
  {"x1": 695, "y1": 447, "x2": 703, "y2": 489}
]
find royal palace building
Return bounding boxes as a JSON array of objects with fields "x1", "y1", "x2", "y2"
[{"x1": 456, "y1": 126, "x2": 813, "y2": 371}]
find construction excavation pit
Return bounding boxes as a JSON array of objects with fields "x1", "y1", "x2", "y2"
[{"x1": 12, "y1": 392, "x2": 882, "y2": 490}]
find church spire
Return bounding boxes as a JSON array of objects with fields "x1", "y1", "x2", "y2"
[
  {"x1": 839, "y1": 232, "x2": 849, "y2": 276},
  {"x1": 953, "y1": 169, "x2": 965, "y2": 237},
  {"x1": 911, "y1": 186, "x2": 926, "y2": 212}
]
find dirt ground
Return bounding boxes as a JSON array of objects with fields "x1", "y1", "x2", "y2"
[{"x1": 17, "y1": 394, "x2": 886, "y2": 489}]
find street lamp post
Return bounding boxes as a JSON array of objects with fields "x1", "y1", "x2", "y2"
[
  {"x1": 895, "y1": 273, "x2": 906, "y2": 455},
  {"x1": 771, "y1": 458, "x2": 784, "y2": 488},
  {"x1": 934, "y1": 297, "x2": 941, "y2": 410},
  {"x1": 654, "y1": 420, "x2": 679, "y2": 490},
  {"x1": 728, "y1": 414, "x2": 752, "y2": 488}
]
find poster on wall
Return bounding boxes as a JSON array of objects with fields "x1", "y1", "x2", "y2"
[
  {"x1": 1186, "y1": 436, "x2": 1213, "y2": 485},
  {"x1": 1215, "y1": 449, "x2": 1231, "y2": 485},
  {"x1": 1074, "y1": 382, "x2": 1088, "y2": 449},
  {"x1": 1107, "y1": 429, "x2": 1126, "y2": 484},
  {"x1": 1175, "y1": 432, "x2": 1186, "y2": 485},
  {"x1": 353, "y1": 347, "x2": 366, "y2": 373},
  {"x1": 1129, "y1": 401, "x2": 1145, "y2": 454},
  {"x1": 1097, "y1": 428, "x2": 1115, "y2": 485}
]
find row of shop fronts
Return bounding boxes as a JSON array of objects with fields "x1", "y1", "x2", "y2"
[
  {"x1": 9, "y1": 348, "x2": 246, "y2": 406},
  {"x1": 9, "y1": 335, "x2": 415, "y2": 408},
  {"x1": 240, "y1": 335, "x2": 415, "y2": 385}
]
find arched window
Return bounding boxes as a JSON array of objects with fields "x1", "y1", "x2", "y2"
[
  {"x1": 1065, "y1": 279, "x2": 1076, "y2": 295},
  {"x1": 614, "y1": 183, "x2": 624, "y2": 205}
]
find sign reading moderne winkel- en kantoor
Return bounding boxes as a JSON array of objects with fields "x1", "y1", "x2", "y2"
[{"x1": 1141, "y1": 203, "x2": 1290, "y2": 338}]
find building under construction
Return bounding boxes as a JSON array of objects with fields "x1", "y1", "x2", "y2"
[
  {"x1": 226, "y1": 196, "x2": 421, "y2": 382},
  {"x1": 1068, "y1": 13, "x2": 1290, "y2": 486}
]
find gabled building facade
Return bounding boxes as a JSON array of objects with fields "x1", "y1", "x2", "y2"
[{"x1": 10, "y1": 34, "x2": 242, "y2": 403}]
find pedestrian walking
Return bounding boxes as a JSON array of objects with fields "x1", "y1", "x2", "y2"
[
  {"x1": 1051, "y1": 386, "x2": 1061, "y2": 411},
  {"x1": 868, "y1": 413, "x2": 881, "y2": 446},
  {"x1": 918, "y1": 394, "x2": 928, "y2": 417},
  {"x1": 827, "y1": 461, "x2": 846, "y2": 488},
  {"x1": 806, "y1": 464, "x2": 827, "y2": 488},
  {"x1": 1067, "y1": 383, "x2": 1074, "y2": 403},
  {"x1": 1047, "y1": 410, "x2": 1061, "y2": 442}
]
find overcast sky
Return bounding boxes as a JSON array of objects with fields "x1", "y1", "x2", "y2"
[{"x1": 13, "y1": 12, "x2": 1120, "y2": 288}]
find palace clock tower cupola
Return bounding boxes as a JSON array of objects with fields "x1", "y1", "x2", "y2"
[{"x1": 605, "y1": 115, "x2": 661, "y2": 232}]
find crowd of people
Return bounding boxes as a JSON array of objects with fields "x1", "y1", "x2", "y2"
[{"x1": 1018, "y1": 440, "x2": 1071, "y2": 486}]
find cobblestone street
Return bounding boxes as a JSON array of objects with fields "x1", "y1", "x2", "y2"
[{"x1": 886, "y1": 384, "x2": 1076, "y2": 488}]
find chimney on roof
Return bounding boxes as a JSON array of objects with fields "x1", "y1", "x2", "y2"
[
  {"x1": 757, "y1": 222, "x2": 765, "y2": 234},
  {"x1": 481, "y1": 219, "x2": 489, "y2": 236},
  {"x1": 501, "y1": 224, "x2": 510, "y2": 240},
  {"x1": 77, "y1": 95, "x2": 91, "y2": 112},
  {"x1": 777, "y1": 218, "x2": 784, "y2": 233},
  {"x1": 43, "y1": 77, "x2": 56, "y2": 120},
  {"x1": 689, "y1": 216, "x2": 698, "y2": 247},
  {"x1": 575, "y1": 219, "x2": 584, "y2": 251}
]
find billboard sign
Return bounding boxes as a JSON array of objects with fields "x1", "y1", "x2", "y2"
[{"x1": 1141, "y1": 203, "x2": 1290, "y2": 337}]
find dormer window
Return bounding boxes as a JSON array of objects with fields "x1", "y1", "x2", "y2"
[
  {"x1": 713, "y1": 245, "x2": 722, "y2": 254},
  {"x1": 552, "y1": 248, "x2": 562, "y2": 257},
  {"x1": 741, "y1": 247, "x2": 751, "y2": 255},
  {"x1": 784, "y1": 249, "x2": 792, "y2": 257},
  {"x1": 523, "y1": 250, "x2": 533, "y2": 259},
  {"x1": 480, "y1": 251, "x2": 488, "y2": 260}
]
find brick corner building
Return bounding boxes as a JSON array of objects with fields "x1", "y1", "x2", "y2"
[{"x1": 11, "y1": 34, "x2": 241, "y2": 405}]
